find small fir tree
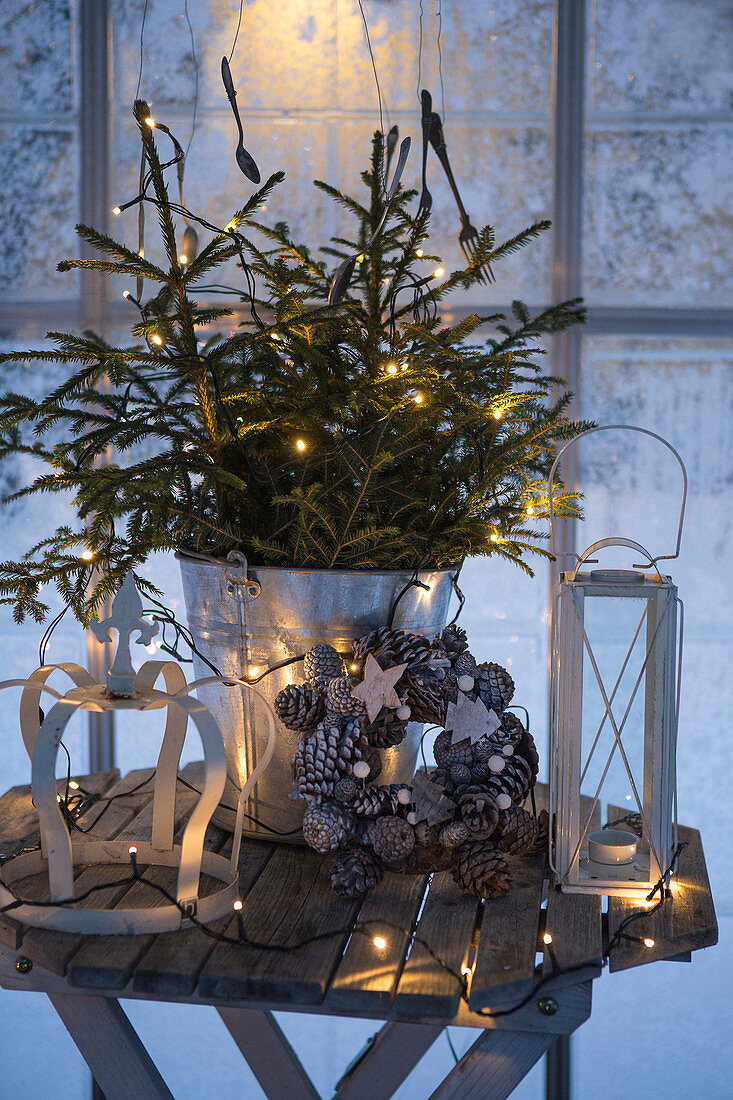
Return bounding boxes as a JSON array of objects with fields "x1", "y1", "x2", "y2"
[{"x1": 0, "y1": 101, "x2": 585, "y2": 624}]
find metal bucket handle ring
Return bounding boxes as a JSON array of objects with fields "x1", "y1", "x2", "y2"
[{"x1": 224, "y1": 550, "x2": 262, "y2": 601}]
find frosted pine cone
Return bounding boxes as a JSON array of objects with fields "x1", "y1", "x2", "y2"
[
  {"x1": 326, "y1": 676, "x2": 367, "y2": 720},
  {"x1": 471, "y1": 761, "x2": 490, "y2": 782},
  {"x1": 474, "y1": 662, "x2": 515, "y2": 713},
  {"x1": 404, "y1": 670, "x2": 446, "y2": 724},
  {"x1": 440, "y1": 624, "x2": 469, "y2": 657},
  {"x1": 458, "y1": 784, "x2": 500, "y2": 839},
  {"x1": 496, "y1": 756, "x2": 533, "y2": 802},
  {"x1": 452, "y1": 841, "x2": 511, "y2": 899},
  {"x1": 331, "y1": 847, "x2": 384, "y2": 897},
  {"x1": 275, "y1": 683, "x2": 325, "y2": 733},
  {"x1": 440, "y1": 821, "x2": 469, "y2": 848},
  {"x1": 488, "y1": 710, "x2": 524, "y2": 751},
  {"x1": 334, "y1": 776, "x2": 358, "y2": 804},
  {"x1": 302, "y1": 801, "x2": 355, "y2": 853},
  {"x1": 433, "y1": 730, "x2": 473, "y2": 768},
  {"x1": 414, "y1": 821, "x2": 439, "y2": 847},
  {"x1": 367, "y1": 712, "x2": 408, "y2": 749},
  {"x1": 294, "y1": 720, "x2": 365, "y2": 800},
  {"x1": 368, "y1": 815, "x2": 415, "y2": 863},
  {"x1": 450, "y1": 763, "x2": 472, "y2": 786},
  {"x1": 497, "y1": 805, "x2": 547, "y2": 854},
  {"x1": 351, "y1": 783, "x2": 403, "y2": 817},
  {"x1": 353, "y1": 628, "x2": 431, "y2": 671},
  {"x1": 454, "y1": 651, "x2": 478, "y2": 677},
  {"x1": 303, "y1": 643, "x2": 345, "y2": 687}
]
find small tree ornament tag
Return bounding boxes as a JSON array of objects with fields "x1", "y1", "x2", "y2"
[
  {"x1": 90, "y1": 572, "x2": 158, "y2": 697},
  {"x1": 351, "y1": 655, "x2": 407, "y2": 723},
  {"x1": 445, "y1": 693, "x2": 501, "y2": 746},
  {"x1": 411, "y1": 768, "x2": 455, "y2": 826}
]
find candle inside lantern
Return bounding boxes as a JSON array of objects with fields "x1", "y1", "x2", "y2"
[{"x1": 586, "y1": 829, "x2": 638, "y2": 866}]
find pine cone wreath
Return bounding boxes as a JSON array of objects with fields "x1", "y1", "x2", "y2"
[
  {"x1": 302, "y1": 801, "x2": 355, "y2": 853},
  {"x1": 433, "y1": 730, "x2": 473, "y2": 768},
  {"x1": 303, "y1": 643, "x2": 345, "y2": 687},
  {"x1": 457, "y1": 784, "x2": 500, "y2": 839},
  {"x1": 326, "y1": 676, "x2": 367, "y2": 721},
  {"x1": 452, "y1": 841, "x2": 511, "y2": 899},
  {"x1": 366, "y1": 711, "x2": 408, "y2": 749},
  {"x1": 474, "y1": 662, "x2": 515, "y2": 713},
  {"x1": 368, "y1": 815, "x2": 415, "y2": 863},
  {"x1": 330, "y1": 846, "x2": 384, "y2": 898},
  {"x1": 275, "y1": 683, "x2": 325, "y2": 734},
  {"x1": 496, "y1": 805, "x2": 547, "y2": 855}
]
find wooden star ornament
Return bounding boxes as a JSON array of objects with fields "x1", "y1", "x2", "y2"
[
  {"x1": 445, "y1": 693, "x2": 501, "y2": 746},
  {"x1": 351, "y1": 654, "x2": 408, "y2": 724}
]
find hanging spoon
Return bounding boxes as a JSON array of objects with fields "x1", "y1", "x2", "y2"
[
  {"x1": 328, "y1": 136, "x2": 411, "y2": 306},
  {"x1": 221, "y1": 56, "x2": 260, "y2": 184}
]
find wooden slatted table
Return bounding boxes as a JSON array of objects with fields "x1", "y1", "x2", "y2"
[{"x1": 0, "y1": 767, "x2": 718, "y2": 1100}]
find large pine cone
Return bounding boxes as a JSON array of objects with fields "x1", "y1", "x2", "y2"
[
  {"x1": 404, "y1": 669, "x2": 446, "y2": 724},
  {"x1": 275, "y1": 683, "x2": 325, "y2": 733},
  {"x1": 497, "y1": 805, "x2": 548, "y2": 855},
  {"x1": 303, "y1": 643, "x2": 345, "y2": 687},
  {"x1": 452, "y1": 841, "x2": 511, "y2": 899},
  {"x1": 302, "y1": 801, "x2": 355, "y2": 853},
  {"x1": 331, "y1": 846, "x2": 384, "y2": 897},
  {"x1": 457, "y1": 784, "x2": 499, "y2": 839},
  {"x1": 440, "y1": 624, "x2": 469, "y2": 657},
  {"x1": 433, "y1": 730, "x2": 473, "y2": 768},
  {"x1": 326, "y1": 676, "x2": 367, "y2": 720},
  {"x1": 474, "y1": 662, "x2": 515, "y2": 713},
  {"x1": 366, "y1": 711, "x2": 408, "y2": 749},
  {"x1": 293, "y1": 720, "x2": 366, "y2": 800},
  {"x1": 368, "y1": 815, "x2": 416, "y2": 863},
  {"x1": 353, "y1": 628, "x2": 431, "y2": 671}
]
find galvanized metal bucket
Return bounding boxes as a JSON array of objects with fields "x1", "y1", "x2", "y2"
[{"x1": 177, "y1": 552, "x2": 456, "y2": 838}]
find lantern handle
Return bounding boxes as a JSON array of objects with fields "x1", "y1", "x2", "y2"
[
  {"x1": 569, "y1": 537, "x2": 663, "y2": 581},
  {"x1": 548, "y1": 425, "x2": 687, "y2": 569}
]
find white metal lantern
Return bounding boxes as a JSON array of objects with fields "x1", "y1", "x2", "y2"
[
  {"x1": 548, "y1": 426, "x2": 686, "y2": 897},
  {"x1": 0, "y1": 573, "x2": 277, "y2": 934}
]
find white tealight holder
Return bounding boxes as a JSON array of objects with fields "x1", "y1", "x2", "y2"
[{"x1": 586, "y1": 829, "x2": 638, "y2": 865}]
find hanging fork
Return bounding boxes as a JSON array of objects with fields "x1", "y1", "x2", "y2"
[{"x1": 428, "y1": 111, "x2": 491, "y2": 283}]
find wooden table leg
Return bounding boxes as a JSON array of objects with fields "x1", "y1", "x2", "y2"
[
  {"x1": 334, "y1": 1022, "x2": 444, "y2": 1100},
  {"x1": 546, "y1": 1034, "x2": 571, "y2": 1100},
  {"x1": 428, "y1": 1029, "x2": 556, "y2": 1100},
  {"x1": 217, "y1": 1006, "x2": 321, "y2": 1100},
  {"x1": 48, "y1": 994, "x2": 173, "y2": 1100}
]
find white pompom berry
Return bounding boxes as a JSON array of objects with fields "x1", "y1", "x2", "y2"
[
  {"x1": 397, "y1": 787, "x2": 412, "y2": 805},
  {"x1": 407, "y1": 811, "x2": 418, "y2": 825},
  {"x1": 457, "y1": 675, "x2": 474, "y2": 692},
  {"x1": 353, "y1": 761, "x2": 370, "y2": 779},
  {"x1": 502, "y1": 744, "x2": 514, "y2": 756},
  {"x1": 488, "y1": 754, "x2": 506, "y2": 773},
  {"x1": 496, "y1": 792, "x2": 512, "y2": 810},
  {"x1": 396, "y1": 705, "x2": 412, "y2": 721}
]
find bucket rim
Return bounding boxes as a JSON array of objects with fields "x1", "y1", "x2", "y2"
[{"x1": 176, "y1": 550, "x2": 460, "y2": 579}]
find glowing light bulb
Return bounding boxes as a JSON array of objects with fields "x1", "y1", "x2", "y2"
[
  {"x1": 356, "y1": 254, "x2": 365, "y2": 264},
  {"x1": 138, "y1": 247, "x2": 145, "y2": 258},
  {"x1": 461, "y1": 964, "x2": 472, "y2": 978},
  {"x1": 112, "y1": 206, "x2": 121, "y2": 215},
  {"x1": 386, "y1": 363, "x2": 398, "y2": 375},
  {"x1": 233, "y1": 900, "x2": 243, "y2": 911},
  {"x1": 526, "y1": 506, "x2": 535, "y2": 516},
  {"x1": 122, "y1": 290, "x2": 131, "y2": 299},
  {"x1": 179, "y1": 254, "x2": 188, "y2": 265},
  {"x1": 128, "y1": 846, "x2": 137, "y2": 856},
  {"x1": 350, "y1": 664, "x2": 358, "y2": 672},
  {"x1": 151, "y1": 334, "x2": 163, "y2": 346},
  {"x1": 490, "y1": 533, "x2": 499, "y2": 543},
  {"x1": 373, "y1": 936, "x2": 387, "y2": 950},
  {"x1": 433, "y1": 267, "x2": 444, "y2": 278},
  {"x1": 248, "y1": 667, "x2": 260, "y2": 679},
  {"x1": 145, "y1": 117, "x2": 156, "y2": 128},
  {"x1": 416, "y1": 248, "x2": 424, "y2": 257},
  {"x1": 296, "y1": 439, "x2": 306, "y2": 452},
  {"x1": 68, "y1": 781, "x2": 80, "y2": 791},
  {"x1": 543, "y1": 932, "x2": 553, "y2": 945},
  {"x1": 413, "y1": 393, "x2": 424, "y2": 405},
  {"x1": 493, "y1": 409, "x2": 503, "y2": 420},
  {"x1": 643, "y1": 937, "x2": 655, "y2": 948},
  {"x1": 80, "y1": 550, "x2": 94, "y2": 561}
]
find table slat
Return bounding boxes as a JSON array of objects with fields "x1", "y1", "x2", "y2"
[
  {"x1": 542, "y1": 884, "x2": 603, "y2": 986},
  {"x1": 468, "y1": 851, "x2": 546, "y2": 1011},
  {"x1": 392, "y1": 871, "x2": 478, "y2": 1019},
  {"x1": 327, "y1": 870, "x2": 429, "y2": 1012},
  {"x1": 197, "y1": 845, "x2": 361, "y2": 1005}
]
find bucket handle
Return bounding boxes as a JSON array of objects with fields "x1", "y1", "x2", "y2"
[
  {"x1": 548, "y1": 425, "x2": 687, "y2": 571},
  {"x1": 225, "y1": 550, "x2": 261, "y2": 601}
]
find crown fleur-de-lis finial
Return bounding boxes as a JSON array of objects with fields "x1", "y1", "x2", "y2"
[{"x1": 90, "y1": 572, "x2": 159, "y2": 697}]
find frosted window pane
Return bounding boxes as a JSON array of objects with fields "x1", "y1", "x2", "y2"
[
  {"x1": 577, "y1": 336, "x2": 733, "y2": 911},
  {"x1": 583, "y1": 124, "x2": 733, "y2": 307},
  {"x1": 0, "y1": 127, "x2": 80, "y2": 301},
  {"x1": 588, "y1": 0, "x2": 733, "y2": 115},
  {"x1": 0, "y1": 0, "x2": 75, "y2": 113}
]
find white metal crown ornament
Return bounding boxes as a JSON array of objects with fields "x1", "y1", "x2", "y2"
[
  {"x1": 0, "y1": 572, "x2": 277, "y2": 934},
  {"x1": 548, "y1": 426, "x2": 686, "y2": 898}
]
